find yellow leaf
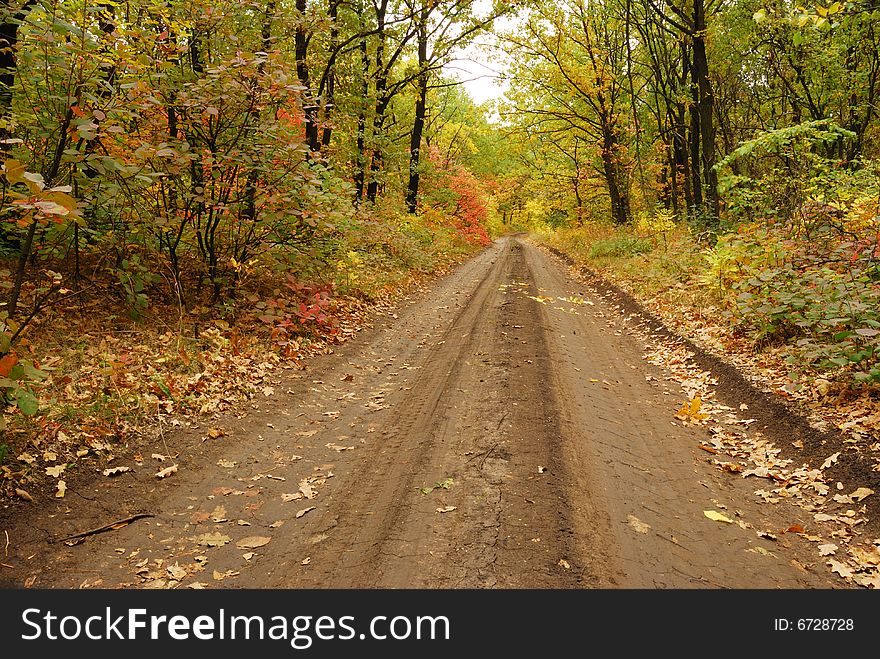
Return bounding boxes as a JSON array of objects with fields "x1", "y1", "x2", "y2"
[
  {"x1": 704, "y1": 510, "x2": 734, "y2": 524},
  {"x1": 55, "y1": 480, "x2": 67, "y2": 498},
  {"x1": 3, "y1": 159, "x2": 25, "y2": 185}
]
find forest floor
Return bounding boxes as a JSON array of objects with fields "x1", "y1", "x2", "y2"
[{"x1": 1, "y1": 234, "x2": 877, "y2": 589}]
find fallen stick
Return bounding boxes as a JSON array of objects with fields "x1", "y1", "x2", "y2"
[{"x1": 58, "y1": 513, "x2": 155, "y2": 545}]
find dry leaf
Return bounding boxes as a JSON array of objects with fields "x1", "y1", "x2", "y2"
[
  {"x1": 786, "y1": 524, "x2": 805, "y2": 534},
  {"x1": 299, "y1": 480, "x2": 315, "y2": 499},
  {"x1": 436, "y1": 506, "x2": 457, "y2": 513},
  {"x1": 828, "y1": 559, "x2": 853, "y2": 579},
  {"x1": 187, "y1": 582, "x2": 207, "y2": 589},
  {"x1": 15, "y1": 488, "x2": 33, "y2": 502},
  {"x1": 45, "y1": 464, "x2": 66, "y2": 478},
  {"x1": 627, "y1": 514, "x2": 651, "y2": 534},
  {"x1": 167, "y1": 563, "x2": 187, "y2": 580},
  {"x1": 850, "y1": 487, "x2": 874, "y2": 501},
  {"x1": 194, "y1": 532, "x2": 231, "y2": 548},
  {"x1": 217, "y1": 460, "x2": 237, "y2": 468},
  {"x1": 301, "y1": 557, "x2": 311, "y2": 565},
  {"x1": 296, "y1": 430, "x2": 319, "y2": 437},
  {"x1": 282, "y1": 493, "x2": 303, "y2": 502},
  {"x1": 296, "y1": 506, "x2": 316, "y2": 519},
  {"x1": 818, "y1": 543, "x2": 838, "y2": 556},
  {"x1": 326, "y1": 443, "x2": 354, "y2": 452},
  {"x1": 676, "y1": 396, "x2": 708, "y2": 422},
  {"x1": 210, "y1": 505, "x2": 228, "y2": 523},
  {"x1": 155, "y1": 464, "x2": 178, "y2": 479},
  {"x1": 55, "y1": 480, "x2": 67, "y2": 498},
  {"x1": 207, "y1": 429, "x2": 225, "y2": 439},
  {"x1": 242, "y1": 552, "x2": 255, "y2": 561},
  {"x1": 747, "y1": 547, "x2": 775, "y2": 557},
  {"x1": 236, "y1": 536, "x2": 271, "y2": 549},
  {"x1": 213, "y1": 570, "x2": 239, "y2": 581},
  {"x1": 269, "y1": 521, "x2": 284, "y2": 529},
  {"x1": 704, "y1": 510, "x2": 734, "y2": 524},
  {"x1": 103, "y1": 466, "x2": 131, "y2": 477},
  {"x1": 821, "y1": 452, "x2": 840, "y2": 470},
  {"x1": 558, "y1": 559, "x2": 571, "y2": 569}
]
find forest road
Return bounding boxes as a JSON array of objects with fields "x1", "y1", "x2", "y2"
[{"x1": 1, "y1": 235, "x2": 844, "y2": 589}]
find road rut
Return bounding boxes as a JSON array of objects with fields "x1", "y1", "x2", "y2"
[{"x1": 0, "y1": 235, "x2": 843, "y2": 589}]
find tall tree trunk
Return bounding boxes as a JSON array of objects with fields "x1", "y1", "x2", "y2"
[
  {"x1": 0, "y1": 1, "x2": 36, "y2": 148},
  {"x1": 295, "y1": 0, "x2": 320, "y2": 154},
  {"x1": 406, "y1": 4, "x2": 429, "y2": 214},
  {"x1": 354, "y1": 32, "x2": 368, "y2": 202},
  {"x1": 320, "y1": 0, "x2": 339, "y2": 149},
  {"x1": 366, "y1": 0, "x2": 388, "y2": 203},
  {"x1": 691, "y1": 4, "x2": 719, "y2": 224}
]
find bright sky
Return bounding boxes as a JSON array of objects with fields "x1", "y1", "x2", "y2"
[{"x1": 445, "y1": 1, "x2": 518, "y2": 106}]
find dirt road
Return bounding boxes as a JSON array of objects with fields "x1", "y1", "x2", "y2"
[{"x1": 0, "y1": 235, "x2": 846, "y2": 589}]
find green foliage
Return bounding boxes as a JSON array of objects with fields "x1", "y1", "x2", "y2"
[{"x1": 589, "y1": 236, "x2": 654, "y2": 259}]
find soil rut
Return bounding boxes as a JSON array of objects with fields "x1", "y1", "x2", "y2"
[{"x1": 0, "y1": 236, "x2": 845, "y2": 589}]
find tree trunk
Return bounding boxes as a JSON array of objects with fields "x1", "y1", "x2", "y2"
[
  {"x1": 295, "y1": 0, "x2": 320, "y2": 154},
  {"x1": 691, "y1": 12, "x2": 719, "y2": 224},
  {"x1": 406, "y1": 5, "x2": 429, "y2": 214}
]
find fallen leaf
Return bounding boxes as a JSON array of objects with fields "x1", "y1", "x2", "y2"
[
  {"x1": 213, "y1": 570, "x2": 239, "y2": 581},
  {"x1": 704, "y1": 510, "x2": 734, "y2": 524},
  {"x1": 194, "y1": 532, "x2": 231, "y2": 548},
  {"x1": 242, "y1": 552, "x2": 255, "y2": 561},
  {"x1": 236, "y1": 536, "x2": 271, "y2": 549},
  {"x1": 301, "y1": 557, "x2": 311, "y2": 565},
  {"x1": 296, "y1": 430, "x2": 319, "y2": 437},
  {"x1": 537, "y1": 466, "x2": 546, "y2": 474},
  {"x1": 210, "y1": 505, "x2": 228, "y2": 523},
  {"x1": 269, "y1": 521, "x2": 284, "y2": 529},
  {"x1": 850, "y1": 487, "x2": 874, "y2": 502},
  {"x1": 814, "y1": 513, "x2": 837, "y2": 522},
  {"x1": 676, "y1": 396, "x2": 708, "y2": 422},
  {"x1": 187, "y1": 582, "x2": 207, "y2": 589},
  {"x1": 747, "y1": 547, "x2": 775, "y2": 557},
  {"x1": 299, "y1": 480, "x2": 315, "y2": 499},
  {"x1": 627, "y1": 514, "x2": 651, "y2": 534},
  {"x1": 818, "y1": 543, "x2": 838, "y2": 556},
  {"x1": 326, "y1": 443, "x2": 354, "y2": 452},
  {"x1": 420, "y1": 478, "x2": 454, "y2": 494},
  {"x1": 296, "y1": 506, "x2": 316, "y2": 519},
  {"x1": 142, "y1": 579, "x2": 167, "y2": 589},
  {"x1": 853, "y1": 573, "x2": 880, "y2": 589},
  {"x1": 167, "y1": 563, "x2": 187, "y2": 580},
  {"x1": 786, "y1": 524, "x2": 805, "y2": 534},
  {"x1": 821, "y1": 452, "x2": 841, "y2": 470},
  {"x1": 558, "y1": 559, "x2": 570, "y2": 569},
  {"x1": 207, "y1": 429, "x2": 225, "y2": 439},
  {"x1": 217, "y1": 460, "x2": 237, "y2": 468},
  {"x1": 282, "y1": 493, "x2": 303, "y2": 502},
  {"x1": 45, "y1": 464, "x2": 66, "y2": 478},
  {"x1": 55, "y1": 480, "x2": 66, "y2": 498},
  {"x1": 436, "y1": 506, "x2": 457, "y2": 513},
  {"x1": 155, "y1": 464, "x2": 178, "y2": 479},
  {"x1": 103, "y1": 466, "x2": 131, "y2": 477},
  {"x1": 15, "y1": 488, "x2": 33, "y2": 502},
  {"x1": 828, "y1": 559, "x2": 853, "y2": 579}
]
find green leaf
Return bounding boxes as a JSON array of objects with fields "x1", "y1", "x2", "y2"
[{"x1": 14, "y1": 388, "x2": 39, "y2": 416}]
